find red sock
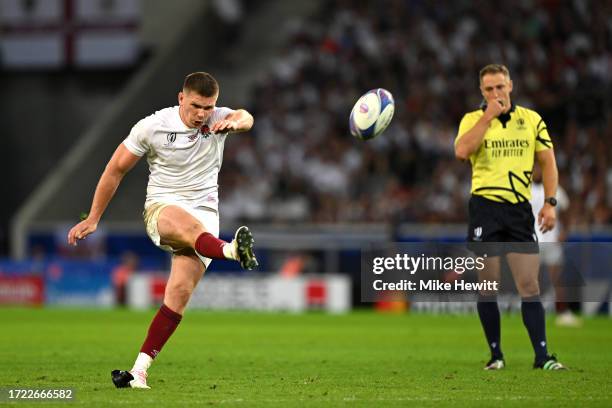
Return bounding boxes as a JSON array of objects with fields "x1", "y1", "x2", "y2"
[
  {"x1": 140, "y1": 304, "x2": 182, "y2": 358},
  {"x1": 194, "y1": 232, "x2": 228, "y2": 259}
]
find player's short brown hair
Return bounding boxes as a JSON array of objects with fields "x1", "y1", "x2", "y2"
[
  {"x1": 479, "y1": 64, "x2": 510, "y2": 83},
  {"x1": 183, "y1": 72, "x2": 219, "y2": 97}
]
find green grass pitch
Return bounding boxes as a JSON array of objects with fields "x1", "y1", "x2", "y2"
[{"x1": 0, "y1": 308, "x2": 611, "y2": 407}]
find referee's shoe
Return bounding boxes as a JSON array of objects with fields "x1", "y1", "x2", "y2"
[
  {"x1": 484, "y1": 357, "x2": 505, "y2": 370},
  {"x1": 534, "y1": 354, "x2": 566, "y2": 370}
]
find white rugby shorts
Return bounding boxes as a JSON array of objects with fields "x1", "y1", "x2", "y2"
[
  {"x1": 143, "y1": 201, "x2": 219, "y2": 268},
  {"x1": 539, "y1": 242, "x2": 564, "y2": 267}
]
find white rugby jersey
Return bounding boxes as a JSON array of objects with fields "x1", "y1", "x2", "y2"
[{"x1": 123, "y1": 105, "x2": 234, "y2": 212}]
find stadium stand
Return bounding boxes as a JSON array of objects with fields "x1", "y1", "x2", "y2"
[
  {"x1": 4, "y1": 0, "x2": 611, "y2": 262},
  {"x1": 219, "y1": 0, "x2": 611, "y2": 227}
]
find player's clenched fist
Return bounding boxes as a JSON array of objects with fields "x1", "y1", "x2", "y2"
[{"x1": 67, "y1": 218, "x2": 98, "y2": 246}]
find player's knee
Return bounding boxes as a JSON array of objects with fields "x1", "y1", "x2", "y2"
[
  {"x1": 184, "y1": 222, "x2": 205, "y2": 243},
  {"x1": 171, "y1": 222, "x2": 205, "y2": 248},
  {"x1": 518, "y1": 281, "x2": 540, "y2": 297},
  {"x1": 165, "y1": 283, "x2": 194, "y2": 307},
  {"x1": 163, "y1": 221, "x2": 204, "y2": 248}
]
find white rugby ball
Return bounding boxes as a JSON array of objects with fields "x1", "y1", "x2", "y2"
[{"x1": 349, "y1": 88, "x2": 395, "y2": 140}]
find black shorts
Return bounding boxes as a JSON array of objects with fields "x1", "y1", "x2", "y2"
[{"x1": 467, "y1": 195, "x2": 538, "y2": 256}]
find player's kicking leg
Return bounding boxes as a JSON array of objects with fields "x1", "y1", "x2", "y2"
[
  {"x1": 193, "y1": 225, "x2": 258, "y2": 270},
  {"x1": 156, "y1": 206, "x2": 258, "y2": 271},
  {"x1": 228, "y1": 226, "x2": 258, "y2": 270},
  {"x1": 111, "y1": 207, "x2": 258, "y2": 389}
]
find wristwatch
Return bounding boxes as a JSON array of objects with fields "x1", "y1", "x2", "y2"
[{"x1": 545, "y1": 197, "x2": 557, "y2": 207}]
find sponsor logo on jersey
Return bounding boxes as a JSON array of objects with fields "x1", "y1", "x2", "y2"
[
  {"x1": 200, "y1": 124, "x2": 212, "y2": 139},
  {"x1": 484, "y1": 138, "x2": 529, "y2": 158},
  {"x1": 483, "y1": 139, "x2": 529, "y2": 149}
]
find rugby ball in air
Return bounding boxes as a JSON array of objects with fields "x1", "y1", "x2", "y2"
[{"x1": 349, "y1": 88, "x2": 395, "y2": 140}]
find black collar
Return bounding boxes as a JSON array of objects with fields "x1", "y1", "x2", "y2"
[{"x1": 480, "y1": 102, "x2": 516, "y2": 113}]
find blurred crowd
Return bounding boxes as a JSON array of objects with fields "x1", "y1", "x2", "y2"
[{"x1": 219, "y1": 0, "x2": 612, "y2": 228}]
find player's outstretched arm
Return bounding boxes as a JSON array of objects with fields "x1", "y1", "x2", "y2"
[
  {"x1": 67, "y1": 144, "x2": 141, "y2": 246},
  {"x1": 211, "y1": 109, "x2": 254, "y2": 134}
]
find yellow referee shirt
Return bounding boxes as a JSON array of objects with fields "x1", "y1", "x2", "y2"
[{"x1": 455, "y1": 104, "x2": 553, "y2": 204}]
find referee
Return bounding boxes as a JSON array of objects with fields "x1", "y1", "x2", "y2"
[{"x1": 455, "y1": 64, "x2": 565, "y2": 370}]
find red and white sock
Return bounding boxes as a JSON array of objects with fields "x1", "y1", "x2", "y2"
[
  {"x1": 138, "y1": 304, "x2": 182, "y2": 364},
  {"x1": 194, "y1": 232, "x2": 237, "y2": 260},
  {"x1": 131, "y1": 352, "x2": 152, "y2": 373}
]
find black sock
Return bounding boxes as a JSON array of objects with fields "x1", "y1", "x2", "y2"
[
  {"x1": 477, "y1": 296, "x2": 503, "y2": 359},
  {"x1": 521, "y1": 296, "x2": 548, "y2": 363}
]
